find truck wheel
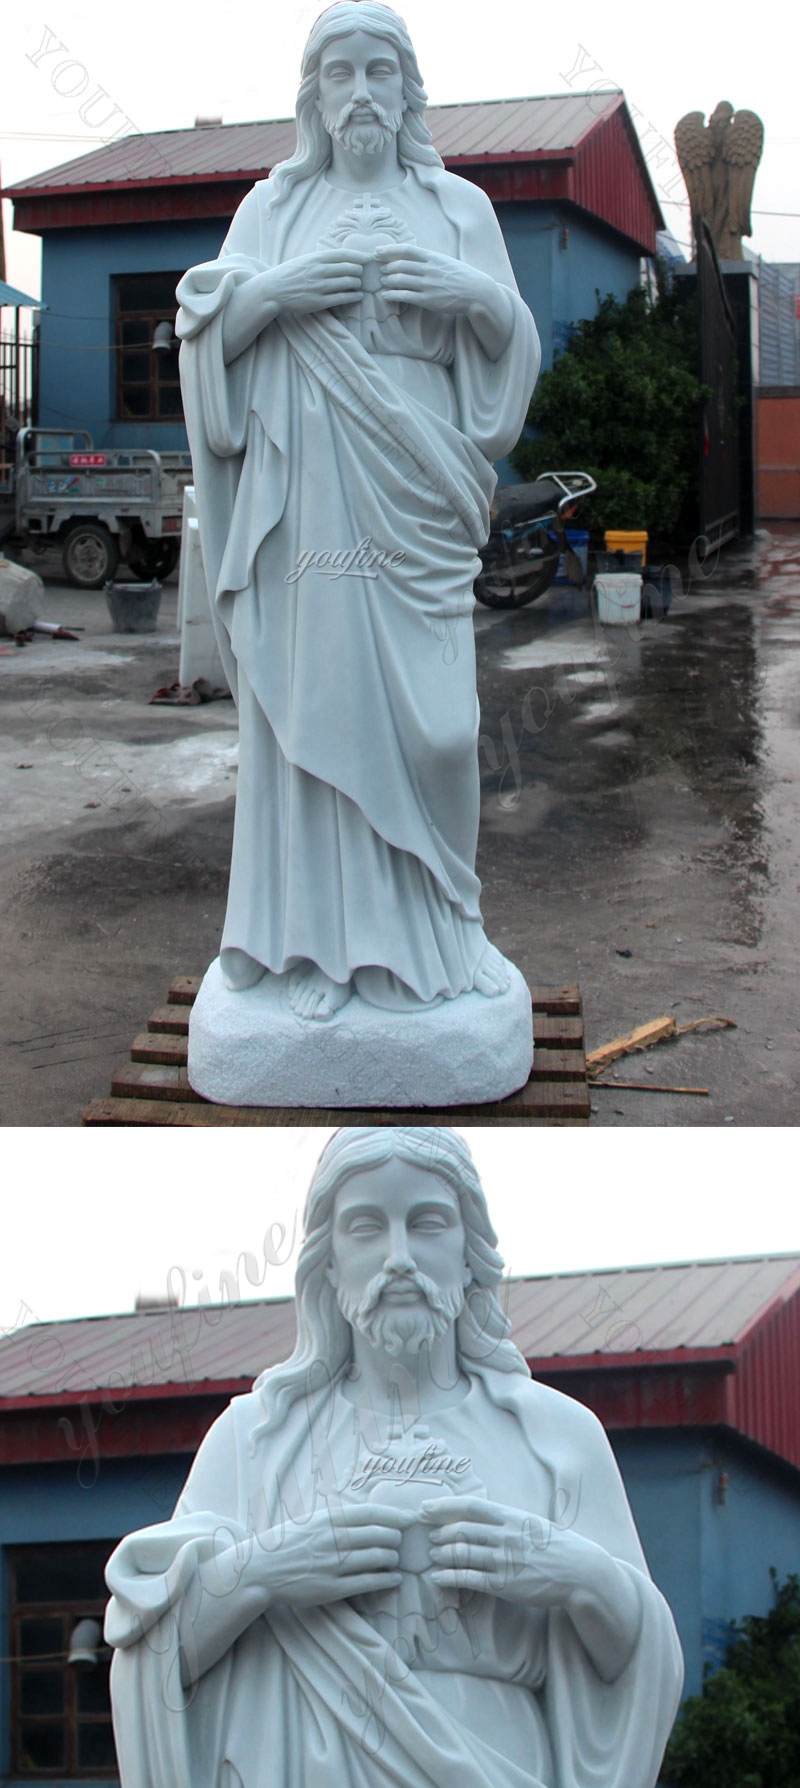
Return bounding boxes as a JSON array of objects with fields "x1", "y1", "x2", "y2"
[
  {"x1": 127, "y1": 540, "x2": 179, "y2": 581},
  {"x1": 62, "y1": 524, "x2": 119, "y2": 589}
]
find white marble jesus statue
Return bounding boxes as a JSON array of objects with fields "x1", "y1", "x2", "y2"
[
  {"x1": 177, "y1": 4, "x2": 541, "y2": 1104},
  {"x1": 105, "y1": 1127, "x2": 684, "y2": 1787}
]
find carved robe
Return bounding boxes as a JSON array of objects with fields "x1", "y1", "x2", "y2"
[
  {"x1": 105, "y1": 1369, "x2": 683, "y2": 1787},
  {"x1": 175, "y1": 166, "x2": 540, "y2": 1005}
]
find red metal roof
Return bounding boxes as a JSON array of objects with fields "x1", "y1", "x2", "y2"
[
  {"x1": 4, "y1": 91, "x2": 663, "y2": 253},
  {"x1": 505, "y1": 1253, "x2": 800, "y2": 1359},
  {"x1": 0, "y1": 1299, "x2": 298, "y2": 1401},
  {"x1": 1, "y1": 1255, "x2": 799, "y2": 1472},
  {"x1": 2, "y1": 1255, "x2": 799, "y2": 1400},
  {"x1": 5, "y1": 95, "x2": 620, "y2": 193}
]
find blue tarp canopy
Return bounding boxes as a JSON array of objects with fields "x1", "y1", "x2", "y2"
[{"x1": 0, "y1": 280, "x2": 43, "y2": 307}]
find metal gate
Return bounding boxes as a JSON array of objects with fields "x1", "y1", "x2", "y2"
[
  {"x1": 1, "y1": 321, "x2": 39, "y2": 436},
  {"x1": 695, "y1": 217, "x2": 739, "y2": 551}
]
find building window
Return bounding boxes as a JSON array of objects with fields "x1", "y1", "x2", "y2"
[
  {"x1": 114, "y1": 272, "x2": 183, "y2": 423},
  {"x1": 9, "y1": 1542, "x2": 118, "y2": 1777}
]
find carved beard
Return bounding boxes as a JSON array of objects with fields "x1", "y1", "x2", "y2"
[
  {"x1": 320, "y1": 99, "x2": 405, "y2": 158},
  {"x1": 336, "y1": 1270, "x2": 466, "y2": 1357}
]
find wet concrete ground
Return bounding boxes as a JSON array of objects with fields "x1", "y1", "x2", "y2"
[{"x1": 1, "y1": 532, "x2": 798, "y2": 1127}]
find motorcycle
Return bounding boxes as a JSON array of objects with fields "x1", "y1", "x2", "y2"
[{"x1": 475, "y1": 471, "x2": 597, "y2": 610}]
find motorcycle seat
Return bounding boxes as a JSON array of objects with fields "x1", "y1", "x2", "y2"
[{"x1": 489, "y1": 479, "x2": 565, "y2": 531}]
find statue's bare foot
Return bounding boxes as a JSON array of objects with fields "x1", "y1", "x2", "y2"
[
  {"x1": 221, "y1": 948, "x2": 267, "y2": 991},
  {"x1": 472, "y1": 943, "x2": 511, "y2": 998},
  {"x1": 289, "y1": 963, "x2": 352, "y2": 1021}
]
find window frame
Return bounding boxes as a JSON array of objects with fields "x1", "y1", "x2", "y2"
[
  {"x1": 113, "y1": 272, "x2": 184, "y2": 425},
  {"x1": 9, "y1": 1542, "x2": 118, "y2": 1779}
]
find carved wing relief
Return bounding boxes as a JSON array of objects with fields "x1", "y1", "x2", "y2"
[
  {"x1": 723, "y1": 109, "x2": 765, "y2": 239},
  {"x1": 674, "y1": 111, "x2": 715, "y2": 223},
  {"x1": 674, "y1": 103, "x2": 764, "y2": 258}
]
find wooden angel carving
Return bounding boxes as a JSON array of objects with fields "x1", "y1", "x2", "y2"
[{"x1": 674, "y1": 102, "x2": 764, "y2": 260}]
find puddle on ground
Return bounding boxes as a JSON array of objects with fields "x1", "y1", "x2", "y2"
[
  {"x1": 479, "y1": 581, "x2": 784, "y2": 953},
  {"x1": 498, "y1": 635, "x2": 612, "y2": 672}
]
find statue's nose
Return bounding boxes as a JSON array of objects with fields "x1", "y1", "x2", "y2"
[{"x1": 383, "y1": 1228, "x2": 415, "y2": 1274}]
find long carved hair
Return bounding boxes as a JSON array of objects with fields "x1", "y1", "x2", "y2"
[
  {"x1": 266, "y1": 2, "x2": 444, "y2": 207},
  {"x1": 249, "y1": 1127, "x2": 528, "y2": 1448}
]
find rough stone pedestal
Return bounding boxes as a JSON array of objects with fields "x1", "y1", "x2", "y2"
[{"x1": 187, "y1": 954, "x2": 533, "y2": 1108}]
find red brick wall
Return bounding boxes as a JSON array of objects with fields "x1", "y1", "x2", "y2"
[{"x1": 758, "y1": 390, "x2": 800, "y2": 518}]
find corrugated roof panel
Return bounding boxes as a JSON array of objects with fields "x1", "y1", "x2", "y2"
[
  {"x1": 3, "y1": 1255, "x2": 800, "y2": 1402},
  {"x1": 735, "y1": 1287, "x2": 800, "y2": 1470},
  {"x1": 6, "y1": 93, "x2": 625, "y2": 195},
  {"x1": 0, "y1": 1301, "x2": 297, "y2": 1398},
  {"x1": 572, "y1": 103, "x2": 661, "y2": 250},
  {"x1": 506, "y1": 1255, "x2": 800, "y2": 1357},
  {"x1": 0, "y1": 280, "x2": 41, "y2": 307}
]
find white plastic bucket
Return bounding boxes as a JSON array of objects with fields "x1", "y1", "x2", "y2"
[{"x1": 594, "y1": 572, "x2": 642, "y2": 626}]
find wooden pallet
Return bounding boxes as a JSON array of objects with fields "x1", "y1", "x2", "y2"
[{"x1": 82, "y1": 978, "x2": 590, "y2": 1126}]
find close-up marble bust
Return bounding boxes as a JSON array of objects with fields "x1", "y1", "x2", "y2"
[
  {"x1": 177, "y1": 2, "x2": 541, "y2": 1106},
  {"x1": 105, "y1": 1127, "x2": 683, "y2": 1786}
]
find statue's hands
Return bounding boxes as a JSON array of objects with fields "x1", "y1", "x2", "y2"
[
  {"x1": 422, "y1": 1495, "x2": 600, "y2": 1610},
  {"x1": 374, "y1": 244, "x2": 497, "y2": 317},
  {"x1": 222, "y1": 253, "x2": 365, "y2": 360},
  {"x1": 258, "y1": 1502, "x2": 411, "y2": 1611},
  {"x1": 270, "y1": 249, "x2": 367, "y2": 315},
  {"x1": 424, "y1": 1496, "x2": 642, "y2": 1681}
]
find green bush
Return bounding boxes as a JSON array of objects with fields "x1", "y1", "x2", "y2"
[
  {"x1": 660, "y1": 1572, "x2": 800, "y2": 1788},
  {"x1": 509, "y1": 269, "x2": 702, "y2": 544}
]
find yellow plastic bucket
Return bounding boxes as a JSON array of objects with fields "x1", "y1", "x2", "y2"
[{"x1": 604, "y1": 529, "x2": 648, "y2": 566}]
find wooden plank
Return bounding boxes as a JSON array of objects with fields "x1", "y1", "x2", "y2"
[
  {"x1": 131, "y1": 1032, "x2": 189, "y2": 1067},
  {"x1": 528, "y1": 984, "x2": 581, "y2": 1016},
  {"x1": 143, "y1": 1010, "x2": 581, "y2": 1052},
  {"x1": 110, "y1": 1044, "x2": 587, "y2": 1101},
  {"x1": 529, "y1": 1047, "x2": 587, "y2": 1083},
  {"x1": 167, "y1": 976, "x2": 202, "y2": 1006},
  {"x1": 82, "y1": 1097, "x2": 270, "y2": 1126},
  {"x1": 146, "y1": 1006, "x2": 581, "y2": 1048},
  {"x1": 147, "y1": 1006, "x2": 190, "y2": 1036},
  {"x1": 83, "y1": 1094, "x2": 589, "y2": 1127},
  {"x1": 111, "y1": 1061, "x2": 201, "y2": 1102},
  {"x1": 494, "y1": 1077, "x2": 592, "y2": 1120},
  {"x1": 86, "y1": 977, "x2": 590, "y2": 1125},
  {"x1": 532, "y1": 1014, "x2": 583, "y2": 1050},
  {"x1": 164, "y1": 977, "x2": 581, "y2": 1019},
  {"x1": 586, "y1": 1015, "x2": 676, "y2": 1076}
]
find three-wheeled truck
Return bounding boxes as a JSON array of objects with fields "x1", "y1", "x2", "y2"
[{"x1": 0, "y1": 428, "x2": 193, "y2": 587}]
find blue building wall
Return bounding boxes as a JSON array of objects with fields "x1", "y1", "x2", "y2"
[
  {"x1": 697, "y1": 1431, "x2": 800, "y2": 1664},
  {"x1": 496, "y1": 202, "x2": 642, "y2": 374},
  {"x1": 612, "y1": 1427, "x2": 800, "y2": 1698},
  {"x1": 612, "y1": 1429, "x2": 705, "y2": 1694},
  {"x1": 492, "y1": 203, "x2": 641, "y2": 482},
  {"x1": 37, "y1": 220, "x2": 228, "y2": 448},
  {"x1": 35, "y1": 203, "x2": 643, "y2": 459}
]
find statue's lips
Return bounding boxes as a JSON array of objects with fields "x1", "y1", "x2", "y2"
[{"x1": 379, "y1": 1281, "x2": 424, "y2": 1303}]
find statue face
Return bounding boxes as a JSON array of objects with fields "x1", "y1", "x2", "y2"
[
  {"x1": 316, "y1": 29, "x2": 406, "y2": 154},
  {"x1": 326, "y1": 1157, "x2": 470, "y2": 1353}
]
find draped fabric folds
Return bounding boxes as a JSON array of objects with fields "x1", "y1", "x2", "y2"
[
  {"x1": 175, "y1": 168, "x2": 541, "y2": 1002},
  {"x1": 105, "y1": 1372, "x2": 683, "y2": 1788}
]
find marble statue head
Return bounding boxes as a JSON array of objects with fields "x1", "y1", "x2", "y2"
[
  {"x1": 250, "y1": 1129, "x2": 529, "y2": 1441},
  {"x1": 268, "y1": 3, "x2": 444, "y2": 204}
]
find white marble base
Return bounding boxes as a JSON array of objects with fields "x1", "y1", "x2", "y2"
[{"x1": 187, "y1": 955, "x2": 533, "y2": 1108}]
